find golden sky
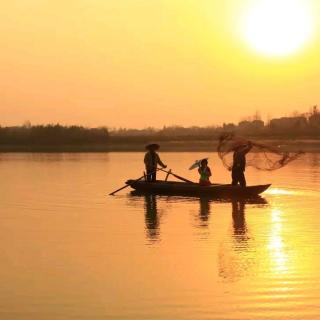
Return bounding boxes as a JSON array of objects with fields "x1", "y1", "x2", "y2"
[{"x1": 1, "y1": 0, "x2": 320, "y2": 128}]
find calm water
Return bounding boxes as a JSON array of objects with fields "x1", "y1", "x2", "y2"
[{"x1": 0, "y1": 152, "x2": 320, "y2": 320}]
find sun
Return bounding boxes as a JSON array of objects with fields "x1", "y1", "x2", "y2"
[{"x1": 242, "y1": 0, "x2": 314, "y2": 57}]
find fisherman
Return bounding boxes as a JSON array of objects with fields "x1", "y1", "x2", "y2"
[
  {"x1": 198, "y1": 158, "x2": 212, "y2": 186},
  {"x1": 232, "y1": 141, "x2": 252, "y2": 187},
  {"x1": 144, "y1": 143, "x2": 167, "y2": 182}
]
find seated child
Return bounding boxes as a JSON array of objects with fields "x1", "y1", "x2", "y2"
[{"x1": 198, "y1": 159, "x2": 212, "y2": 186}]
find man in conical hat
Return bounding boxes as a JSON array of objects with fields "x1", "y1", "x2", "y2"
[{"x1": 144, "y1": 143, "x2": 167, "y2": 182}]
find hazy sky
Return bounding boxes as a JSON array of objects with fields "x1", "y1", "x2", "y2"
[{"x1": 1, "y1": 0, "x2": 320, "y2": 128}]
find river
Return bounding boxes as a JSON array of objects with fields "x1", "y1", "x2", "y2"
[{"x1": 0, "y1": 152, "x2": 319, "y2": 319}]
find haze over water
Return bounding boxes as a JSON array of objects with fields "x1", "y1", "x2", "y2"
[{"x1": 0, "y1": 152, "x2": 320, "y2": 319}]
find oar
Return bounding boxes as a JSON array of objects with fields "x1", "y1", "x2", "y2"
[
  {"x1": 109, "y1": 168, "x2": 161, "y2": 196},
  {"x1": 159, "y1": 168, "x2": 194, "y2": 184}
]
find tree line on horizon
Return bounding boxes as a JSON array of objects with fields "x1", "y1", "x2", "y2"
[
  {"x1": 0, "y1": 124, "x2": 109, "y2": 146},
  {"x1": 1, "y1": 106, "x2": 320, "y2": 146}
]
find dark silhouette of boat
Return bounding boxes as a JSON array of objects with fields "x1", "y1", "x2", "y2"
[{"x1": 126, "y1": 180, "x2": 271, "y2": 198}]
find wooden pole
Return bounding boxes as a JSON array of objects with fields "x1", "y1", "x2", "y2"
[
  {"x1": 109, "y1": 168, "x2": 161, "y2": 196},
  {"x1": 159, "y1": 168, "x2": 194, "y2": 184},
  {"x1": 165, "y1": 169, "x2": 172, "y2": 181}
]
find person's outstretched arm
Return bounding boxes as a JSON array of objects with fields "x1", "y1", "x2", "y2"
[
  {"x1": 244, "y1": 141, "x2": 253, "y2": 154},
  {"x1": 156, "y1": 154, "x2": 167, "y2": 168}
]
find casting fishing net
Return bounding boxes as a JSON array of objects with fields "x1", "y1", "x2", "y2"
[{"x1": 217, "y1": 133, "x2": 303, "y2": 171}]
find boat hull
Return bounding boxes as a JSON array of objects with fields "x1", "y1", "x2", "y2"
[{"x1": 126, "y1": 180, "x2": 271, "y2": 198}]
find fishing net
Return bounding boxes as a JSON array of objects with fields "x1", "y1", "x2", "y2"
[{"x1": 217, "y1": 133, "x2": 304, "y2": 171}]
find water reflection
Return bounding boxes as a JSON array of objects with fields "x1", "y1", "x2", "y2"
[
  {"x1": 219, "y1": 197, "x2": 268, "y2": 281},
  {"x1": 268, "y1": 208, "x2": 288, "y2": 274},
  {"x1": 129, "y1": 191, "x2": 268, "y2": 245},
  {"x1": 3, "y1": 152, "x2": 320, "y2": 320},
  {"x1": 232, "y1": 197, "x2": 267, "y2": 245},
  {"x1": 198, "y1": 197, "x2": 211, "y2": 227},
  {"x1": 144, "y1": 194, "x2": 160, "y2": 242},
  {"x1": 232, "y1": 200, "x2": 247, "y2": 242}
]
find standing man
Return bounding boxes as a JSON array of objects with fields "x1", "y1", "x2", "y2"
[
  {"x1": 232, "y1": 141, "x2": 252, "y2": 187},
  {"x1": 144, "y1": 144, "x2": 167, "y2": 182}
]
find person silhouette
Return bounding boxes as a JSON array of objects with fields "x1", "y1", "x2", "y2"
[
  {"x1": 231, "y1": 141, "x2": 252, "y2": 187},
  {"x1": 198, "y1": 159, "x2": 212, "y2": 186},
  {"x1": 144, "y1": 143, "x2": 167, "y2": 182}
]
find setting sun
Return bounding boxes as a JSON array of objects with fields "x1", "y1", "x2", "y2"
[{"x1": 242, "y1": 0, "x2": 314, "y2": 57}]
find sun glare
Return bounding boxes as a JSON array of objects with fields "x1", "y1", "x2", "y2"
[{"x1": 242, "y1": 0, "x2": 314, "y2": 57}]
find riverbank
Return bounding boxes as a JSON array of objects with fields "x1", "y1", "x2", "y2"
[{"x1": 0, "y1": 139, "x2": 320, "y2": 152}]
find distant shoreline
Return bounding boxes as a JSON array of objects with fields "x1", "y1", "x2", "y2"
[{"x1": 1, "y1": 139, "x2": 320, "y2": 152}]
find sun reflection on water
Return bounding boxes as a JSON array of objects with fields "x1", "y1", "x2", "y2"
[
  {"x1": 268, "y1": 209, "x2": 288, "y2": 275},
  {"x1": 265, "y1": 188, "x2": 295, "y2": 196}
]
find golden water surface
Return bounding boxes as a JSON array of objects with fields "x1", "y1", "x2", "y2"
[{"x1": 0, "y1": 152, "x2": 319, "y2": 320}]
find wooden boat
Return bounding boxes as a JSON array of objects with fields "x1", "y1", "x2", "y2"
[{"x1": 126, "y1": 179, "x2": 271, "y2": 198}]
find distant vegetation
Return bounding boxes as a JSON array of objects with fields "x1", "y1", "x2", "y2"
[
  {"x1": 0, "y1": 124, "x2": 109, "y2": 150},
  {"x1": 1, "y1": 106, "x2": 320, "y2": 151}
]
